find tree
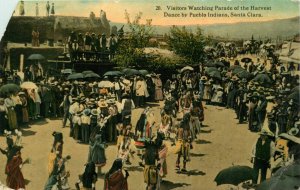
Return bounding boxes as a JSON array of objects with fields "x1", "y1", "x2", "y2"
[
  {"x1": 113, "y1": 11, "x2": 154, "y2": 68},
  {"x1": 168, "y1": 26, "x2": 207, "y2": 65}
]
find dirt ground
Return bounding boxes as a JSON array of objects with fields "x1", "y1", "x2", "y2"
[{"x1": 0, "y1": 100, "x2": 259, "y2": 190}]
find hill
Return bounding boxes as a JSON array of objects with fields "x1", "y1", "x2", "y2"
[{"x1": 111, "y1": 16, "x2": 300, "y2": 40}]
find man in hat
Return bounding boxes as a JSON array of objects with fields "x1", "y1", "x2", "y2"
[
  {"x1": 113, "y1": 76, "x2": 122, "y2": 102},
  {"x1": 251, "y1": 129, "x2": 275, "y2": 184},
  {"x1": 135, "y1": 77, "x2": 147, "y2": 108},
  {"x1": 255, "y1": 93, "x2": 268, "y2": 131},
  {"x1": 199, "y1": 76, "x2": 207, "y2": 100},
  {"x1": 61, "y1": 88, "x2": 72, "y2": 128},
  {"x1": 46, "y1": 1, "x2": 50, "y2": 16},
  {"x1": 248, "y1": 92, "x2": 259, "y2": 131},
  {"x1": 108, "y1": 33, "x2": 117, "y2": 59},
  {"x1": 268, "y1": 128, "x2": 300, "y2": 184},
  {"x1": 100, "y1": 33, "x2": 107, "y2": 51},
  {"x1": 237, "y1": 84, "x2": 248, "y2": 124}
]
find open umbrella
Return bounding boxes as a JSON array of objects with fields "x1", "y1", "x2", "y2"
[
  {"x1": 0, "y1": 84, "x2": 20, "y2": 97},
  {"x1": 82, "y1": 70, "x2": 94, "y2": 75},
  {"x1": 103, "y1": 71, "x2": 122, "y2": 77},
  {"x1": 214, "y1": 165, "x2": 254, "y2": 186},
  {"x1": 236, "y1": 70, "x2": 252, "y2": 79},
  {"x1": 229, "y1": 65, "x2": 243, "y2": 71},
  {"x1": 123, "y1": 69, "x2": 140, "y2": 76},
  {"x1": 67, "y1": 73, "x2": 84, "y2": 80},
  {"x1": 288, "y1": 91, "x2": 299, "y2": 104},
  {"x1": 214, "y1": 61, "x2": 225, "y2": 67},
  {"x1": 139, "y1": 70, "x2": 149, "y2": 76},
  {"x1": 256, "y1": 175, "x2": 300, "y2": 190},
  {"x1": 208, "y1": 71, "x2": 222, "y2": 80},
  {"x1": 225, "y1": 42, "x2": 232, "y2": 47},
  {"x1": 27, "y1": 54, "x2": 45, "y2": 60},
  {"x1": 204, "y1": 46, "x2": 214, "y2": 52},
  {"x1": 98, "y1": 80, "x2": 114, "y2": 88},
  {"x1": 83, "y1": 72, "x2": 100, "y2": 78},
  {"x1": 231, "y1": 66, "x2": 245, "y2": 75},
  {"x1": 291, "y1": 86, "x2": 299, "y2": 94},
  {"x1": 252, "y1": 73, "x2": 272, "y2": 84},
  {"x1": 20, "y1": 81, "x2": 38, "y2": 89},
  {"x1": 241, "y1": 57, "x2": 252, "y2": 63},
  {"x1": 61, "y1": 69, "x2": 73, "y2": 74},
  {"x1": 203, "y1": 61, "x2": 216, "y2": 67},
  {"x1": 205, "y1": 67, "x2": 219, "y2": 74},
  {"x1": 180, "y1": 66, "x2": 194, "y2": 73}
]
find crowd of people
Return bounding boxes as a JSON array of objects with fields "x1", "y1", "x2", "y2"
[
  {"x1": 0, "y1": 52, "x2": 299, "y2": 189},
  {"x1": 67, "y1": 31, "x2": 119, "y2": 62}
]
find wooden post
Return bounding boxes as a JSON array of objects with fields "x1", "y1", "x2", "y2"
[{"x1": 20, "y1": 54, "x2": 24, "y2": 72}]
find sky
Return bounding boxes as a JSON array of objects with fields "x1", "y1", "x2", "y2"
[{"x1": 0, "y1": 0, "x2": 300, "y2": 38}]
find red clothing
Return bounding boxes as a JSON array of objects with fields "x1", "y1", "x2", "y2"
[
  {"x1": 104, "y1": 170, "x2": 128, "y2": 190},
  {"x1": 6, "y1": 156, "x2": 25, "y2": 190}
]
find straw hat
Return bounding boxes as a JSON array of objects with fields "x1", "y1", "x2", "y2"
[
  {"x1": 200, "y1": 76, "x2": 208, "y2": 81},
  {"x1": 106, "y1": 99, "x2": 115, "y2": 104},
  {"x1": 91, "y1": 109, "x2": 99, "y2": 116},
  {"x1": 99, "y1": 99, "x2": 108, "y2": 108},
  {"x1": 231, "y1": 76, "x2": 239, "y2": 82},
  {"x1": 18, "y1": 92, "x2": 26, "y2": 96},
  {"x1": 279, "y1": 133, "x2": 300, "y2": 144}
]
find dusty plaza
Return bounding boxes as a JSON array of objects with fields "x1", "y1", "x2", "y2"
[{"x1": 0, "y1": 0, "x2": 300, "y2": 190}]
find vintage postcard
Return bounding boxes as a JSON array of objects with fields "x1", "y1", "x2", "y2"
[{"x1": 0, "y1": 0, "x2": 299, "y2": 190}]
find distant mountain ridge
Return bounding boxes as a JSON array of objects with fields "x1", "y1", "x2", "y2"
[{"x1": 111, "y1": 16, "x2": 300, "y2": 40}]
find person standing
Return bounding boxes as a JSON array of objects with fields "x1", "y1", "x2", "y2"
[
  {"x1": 120, "y1": 93, "x2": 135, "y2": 121},
  {"x1": 256, "y1": 94, "x2": 268, "y2": 131},
  {"x1": 45, "y1": 132, "x2": 70, "y2": 190},
  {"x1": 5, "y1": 146, "x2": 26, "y2": 190},
  {"x1": 81, "y1": 109, "x2": 91, "y2": 144},
  {"x1": 175, "y1": 113, "x2": 192, "y2": 172},
  {"x1": 135, "y1": 77, "x2": 146, "y2": 108},
  {"x1": 5, "y1": 95, "x2": 18, "y2": 131},
  {"x1": 88, "y1": 134, "x2": 106, "y2": 176},
  {"x1": 153, "y1": 74, "x2": 163, "y2": 102},
  {"x1": 46, "y1": 1, "x2": 50, "y2": 16},
  {"x1": 103, "y1": 159, "x2": 129, "y2": 190},
  {"x1": 35, "y1": 3, "x2": 39, "y2": 17},
  {"x1": 19, "y1": 0, "x2": 25, "y2": 16},
  {"x1": 61, "y1": 88, "x2": 72, "y2": 128},
  {"x1": 251, "y1": 130, "x2": 275, "y2": 184},
  {"x1": 50, "y1": 3, "x2": 55, "y2": 16}
]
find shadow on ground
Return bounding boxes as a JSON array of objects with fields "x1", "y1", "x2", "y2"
[
  {"x1": 124, "y1": 165, "x2": 144, "y2": 172},
  {"x1": 160, "y1": 180, "x2": 191, "y2": 190},
  {"x1": 29, "y1": 119, "x2": 49, "y2": 125},
  {"x1": 146, "y1": 102, "x2": 160, "y2": 108},
  {"x1": 20, "y1": 129, "x2": 37, "y2": 137},
  {"x1": 195, "y1": 139, "x2": 212, "y2": 144},
  {"x1": 190, "y1": 153, "x2": 206, "y2": 157},
  {"x1": 200, "y1": 129, "x2": 212, "y2": 133},
  {"x1": 177, "y1": 169, "x2": 206, "y2": 176},
  {"x1": 24, "y1": 179, "x2": 31, "y2": 185}
]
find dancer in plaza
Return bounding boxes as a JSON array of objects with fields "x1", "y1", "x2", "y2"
[{"x1": 104, "y1": 158, "x2": 129, "y2": 190}]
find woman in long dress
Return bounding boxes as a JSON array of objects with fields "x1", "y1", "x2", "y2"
[
  {"x1": 88, "y1": 134, "x2": 106, "y2": 176},
  {"x1": 104, "y1": 158, "x2": 129, "y2": 190},
  {"x1": 154, "y1": 75, "x2": 163, "y2": 101},
  {"x1": 4, "y1": 96, "x2": 18, "y2": 131},
  {"x1": 19, "y1": 92, "x2": 29, "y2": 127},
  {"x1": 5, "y1": 146, "x2": 26, "y2": 190}
]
